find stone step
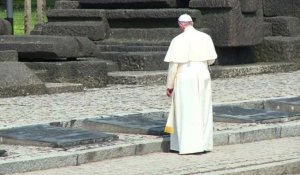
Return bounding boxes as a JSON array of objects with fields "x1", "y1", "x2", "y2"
[
  {"x1": 265, "y1": 16, "x2": 300, "y2": 37},
  {"x1": 264, "y1": 97, "x2": 300, "y2": 113},
  {"x1": 78, "y1": 0, "x2": 186, "y2": 9},
  {"x1": 97, "y1": 44, "x2": 168, "y2": 52},
  {"x1": 82, "y1": 103, "x2": 300, "y2": 135},
  {"x1": 0, "y1": 125, "x2": 118, "y2": 148},
  {"x1": 25, "y1": 61, "x2": 108, "y2": 88},
  {"x1": 255, "y1": 36, "x2": 300, "y2": 65},
  {"x1": 38, "y1": 21, "x2": 108, "y2": 41},
  {"x1": 47, "y1": 8, "x2": 202, "y2": 28},
  {"x1": 213, "y1": 105, "x2": 300, "y2": 123},
  {"x1": 99, "y1": 51, "x2": 168, "y2": 71},
  {"x1": 0, "y1": 35, "x2": 98, "y2": 60},
  {"x1": 0, "y1": 50, "x2": 18, "y2": 62},
  {"x1": 108, "y1": 62, "x2": 298, "y2": 85},
  {"x1": 0, "y1": 62, "x2": 46, "y2": 98},
  {"x1": 45, "y1": 83, "x2": 84, "y2": 94},
  {"x1": 95, "y1": 40, "x2": 170, "y2": 46}
]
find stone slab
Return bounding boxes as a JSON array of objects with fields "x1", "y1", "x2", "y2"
[
  {"x1": 0, "y1": 125, "x2": 118, "y2": 148},
  {"x1": 108, "y1": 27, "x2": 210, "y2": 41},
  {"x1": 25, "y1": 61, "x2": 108, "y2": 88},
  {"x1": 0, "y1": 50, "x2": 18, "y2": 62},
  {"x1": 0, "y1": 35, "x2": 98, "y2": 60},
  {"x1": 45, "y1": 83, "x2": 84, "y2": 94},
  {"x1": 213, "y1": 106, "x2": 300, "y2": 123},
  {"x1": 189, "y1": 0, "x2": 264, "y2": 47},
  {"x1": 47, "y1": 9, "x2": 202, "y2": 28},
  {"x1": 265, "y1": 16, "x2": 300, "y2": 36},
  {"x1": 78, "y1": 0, "x2": 181, "y2": 8},
  {"x1": 263, "y1": 0, "x2": 300, "y2": 18},
  {"x1": 254, "y1": 36, "x2": 300, "y2": 65},
  {"x1": 108, "y1": 71, "x2": 167, "y2": 85},
  {"x1": 54, "y1": 1, "x2": 80, "y2": 9},
  {"x1": 107, "y1": 62, "x2": 298, "y2": 85},
  {"x1": 0, "y1": 19, "x2": 12, "y2": 35},
  {"x1": 99, "y1": 52, "x2": 168, "y2": 71},
  {"x1": 41, "y1": 21, "x2": 108, "y2": 41},
  {"x1": 264, "y1": 97, "x2": 300, "y2": 113},
  {"x1": 83, "y1": 113, "x2": 168, "y2": 135},
  {"x1": 0, "y1": 62, "x2": 46, "y2": 97}
]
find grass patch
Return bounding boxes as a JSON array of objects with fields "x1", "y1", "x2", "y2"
[{"x1": 0, "y1": 8, "x2": 46, "y2": 35}]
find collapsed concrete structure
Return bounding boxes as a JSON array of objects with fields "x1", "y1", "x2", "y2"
[{"x1": 0, "y1": 0, "x2": 299, "y2": 97}]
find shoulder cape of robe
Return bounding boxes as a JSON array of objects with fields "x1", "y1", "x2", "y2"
[{"x1": 164, "y1": 27, "x2": 217, "y2": 63}]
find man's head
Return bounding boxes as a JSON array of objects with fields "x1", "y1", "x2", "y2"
[{"x1": 178, "y1": 14, "x2": 193, "y2": 31}]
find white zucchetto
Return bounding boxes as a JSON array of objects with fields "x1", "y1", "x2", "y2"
[{"x1": 178, "y1": 14, "x2": 193, "y2": 22}]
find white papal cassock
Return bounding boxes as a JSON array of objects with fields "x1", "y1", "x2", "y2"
[{"x1": 164, "y1": 26, "x2": 217, "y2": 154}]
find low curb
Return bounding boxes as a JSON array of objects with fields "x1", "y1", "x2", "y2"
[{"x1": 1, "y1": 121, "x2": 300, "y2": 174}]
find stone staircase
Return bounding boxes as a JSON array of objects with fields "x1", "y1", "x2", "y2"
[{"x1": 34, "y1": 0, "x2": 298, "y2": 86}]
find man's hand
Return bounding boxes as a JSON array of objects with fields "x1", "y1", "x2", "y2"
[{"x1": 167, "y1": 88, "x2": 173, "y2": 97}]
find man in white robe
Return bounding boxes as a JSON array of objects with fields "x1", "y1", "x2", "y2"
[{"x1": 164, "y1": 14, "x2": 217, "y2": 154}]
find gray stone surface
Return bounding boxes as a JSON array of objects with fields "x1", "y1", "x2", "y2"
[
  {"x1": 108, "y1": 62, "x2": 298, "y2": 85},
  {"x1": 0, "y1": 50, "x2": 18, "y2": 62},
  {"x1": 83, "y1": 113, "x2": 168, "y2": 135},
  {"x1": 265, "y1": 16, "x2": 300, "y2": 36},
  {"x1": 45, "y1": 83, "x2": 84, "y2": 94},
  {"x1": 47, "y1": 9, "x2": 201, "y2": 27},
  {"x1": 41, "y1": 21, "x2": 109, "y2": 41},
  {"x1": 78, "y1": 0, "x2": 183, "y2": 8},
  {"x1": 264, "y1": 97, "x2": 300, "y2": 113},
  {"x1": 189, "y1": 0, "x2": 264, "y2": 47},
  {"x1": 54, "y1": 1, "x2": 79, "y2": 9},
  {"x1": 0, "y1": 154, "x2": 78, "y2": 175},
  {"x1": 263, "y1": 0, "x2": 300, "y2": 18},
  {"x1": 255, "y1": 36, "x2": 300, "y2": 65},
  {"x1": 16, "y1": 137, "x2": 300, "y2": 175},
  {"x1": 108, "y1": 71, "x2": 167, "y2": 85},
  {"x1": 0, "y1": 35, "x2": 98, "y2": 60},
  {"x1": 100, "y1": 52, "x2": 168, "y2": 71},
  {"x1": 0, "y1": 125, "x2": 118, "y2": 147},
  {"x1": 0, "y1": 150, "x2": 7, "y2": 157},
  {"x1": 213, "y1": 106, "x2": 299, "y2": 123},
  {"x1": 25, "y1": 61, "x2": 108, "y2": 88},
  {"x1": 0, "y1": 62, "x2": 46, "y2": 97},
  {"x1": 0, "y1": 19, "x2": 12, "y2": 35}
]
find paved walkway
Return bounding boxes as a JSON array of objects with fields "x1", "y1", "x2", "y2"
[
  {"x1": 15, "y1": 136, "x2": 300, "y2": 175},
  {"x1": 0, "y1": 71, "x2": 299, "y2": 128},
  {"x1": 0, "y1": 70, "x2": 300, "y2": 174}
]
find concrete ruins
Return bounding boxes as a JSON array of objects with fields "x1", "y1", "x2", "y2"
[{"x1": 0, "y1": 0, "x2": 299, "y2": 97}]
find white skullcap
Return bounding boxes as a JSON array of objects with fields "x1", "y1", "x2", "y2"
[{"x1": 178, "y1": 14, "x2": 193, "y2": 22}]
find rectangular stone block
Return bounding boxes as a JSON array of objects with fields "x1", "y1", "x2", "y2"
[
  {"x1": 280, "y1": 124, "x2": 300, "y2": 137},
  {"x1": 0, "y1": 50, "x2": 18, "y2": 62},
  {"x1": 239, "y1": 127, "x2": 281, "y2": 143},
  {"x1": 214, "y1": 105, "x2": 298, "y2": 123},
  {"x1": 189, "y1": 0, "x2": 264, "y2": 47},
  {"x1": 0, "y1": 154, "x2": 78, "y2": 174},
  {"x1": 79, "y1": 0, "x2": 180, "y2": 8},
  {"x1": 0, "y1": 125, "x2": 118, "y2": 148},
  {"x1": 0, "y1": 62, "x2": 46, "y2": 97},
  {"x1": 213, "y1": 132, "x2": 229, "y2": 146},
  {"x1": 0, "y1": 19, "x2": 12, "y2": 35},
  {"x1": 47, "y1": 9, "x2": 202, "y2": 28},
  {"x1": 83, "y1": 114, "x2": 167, "y2": 135},
  {"x1": 54, "y1": 1, "x2": 79, "y2": 9},
  {"x1": 41, "y1": 21, "x2": 108, "y2": 41},
  {"x1": 25, "y1": 61, "x2": 108, "y2": 88},
  {"x1": 254, "y1": 36, "x2": 300, "y2": 65},
  {"x1": 264, "y1": 97, "x2": 300, "y2": 113},
  {"x1": 265, "y1": 16, "x2": 300, "y2": 36},
  {"x1": 0, "y1": 35, "x2": 98, "y2": 60},
  {"x1": 263, "y1": 0, "x2": 300, "y2": 18}
]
